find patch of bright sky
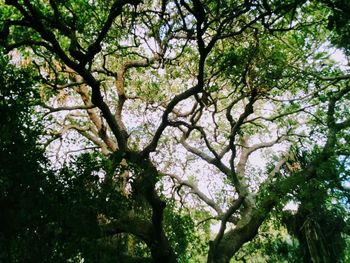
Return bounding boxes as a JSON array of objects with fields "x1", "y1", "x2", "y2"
[{"x1": 329, "y1": 47, "x2": 349, "y2": 70}]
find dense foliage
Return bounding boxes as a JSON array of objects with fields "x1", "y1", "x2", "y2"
[{"x1": 1, "y1": 1, "x2": 349, "y2": 262}]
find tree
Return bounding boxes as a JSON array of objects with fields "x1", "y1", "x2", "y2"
[
  {"x1": 0, "y1": 54, "x2": 53, "y2": 262},
  {"x1": 0, "y1": 1, "x2": 349, "y2": 262},
  {"x1": 233, "y1": 147, "x2": 350, "y2": 263}
]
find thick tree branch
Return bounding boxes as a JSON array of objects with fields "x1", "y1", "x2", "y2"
[
  {"x1": 167, "y1": 173, "x2": 223, "y2": 214},
  {"x1": 76, "y1": 83, "x2": 118, "y2": 152},
  {"x1": 142, "y1": 84, "x2": 201, "y2": 156},
  {"x1": 42, "y1": 104, "x2": 96, "y2": 114},
  {"x1": 114, "y1": 57, "x2": 159, "y2": 132},
  {"x1": 227, "y1": 89, "x2": 258, "y2": 175},
  {"x1": 180, "y1": 138, "x2": 231, "y2": 176},
  {"x1": 82, "y1": 0, "x2": 143, "y2": 65},
  {"x1": 100, "y1": 216, "x2": 154, "y2": 244},
  {"x1": 209, "y1": 197, "x2": 244, "y2": 262},
  {"x1": 319, "y1": 74, "x2": 350, "y2": 81}
]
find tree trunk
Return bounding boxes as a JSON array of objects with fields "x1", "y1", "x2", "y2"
[{"x1": 207, "y1": 211, "x2": 265, "y2": 263}]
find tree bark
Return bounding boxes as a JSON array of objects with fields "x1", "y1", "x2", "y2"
[{"x1": 207, "y1": 206, "x2": 268, "y2": 263}]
